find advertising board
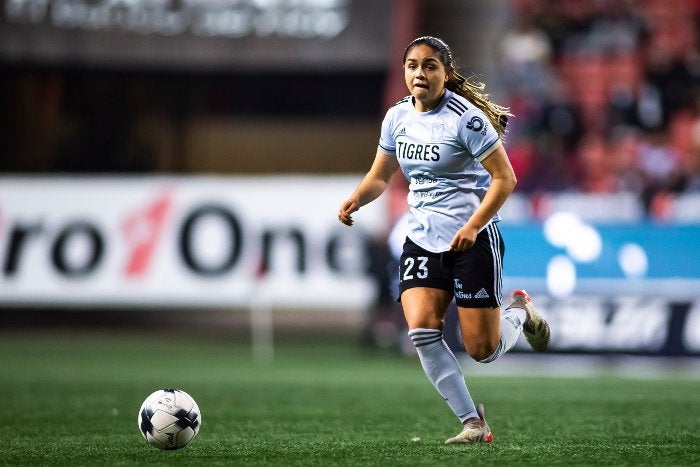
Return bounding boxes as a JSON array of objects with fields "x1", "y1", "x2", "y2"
[{"x1": 0, "y1": 176, "x2": 388, "y2": 309}]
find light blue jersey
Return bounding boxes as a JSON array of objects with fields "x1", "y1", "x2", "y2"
[{"x1": 379, "y1": 89, "x2": 501, "y2": 253}]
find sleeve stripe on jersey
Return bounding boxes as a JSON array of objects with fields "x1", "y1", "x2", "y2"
[
  {"x1": 476, "y1": 138, "x2": 500, "y2": 161},
  {"x1": 378, "y1": 144, "x2": 396, "y2": 154},
  {"x1": 446, "y1": 103, "x2": 464, "y2": 116},
  {"x1": 449, "y1": 98, "x2": 468, "y2": 113},
  {"x1": 446, "y1": 98, "x2": 468, "y2": 116}
]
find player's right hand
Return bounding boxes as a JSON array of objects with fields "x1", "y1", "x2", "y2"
[{"x1": 338, "y1": 199, "x2": 359, "y2": 226}]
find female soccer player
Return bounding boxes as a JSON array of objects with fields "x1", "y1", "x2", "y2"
[{"x1": 338, "y1": 36, "x2": 550, "y2": 444}]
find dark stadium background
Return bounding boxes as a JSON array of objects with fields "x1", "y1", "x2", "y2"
[{"x1": 2, "y1": 0, "x2": 700, "y2": 362}]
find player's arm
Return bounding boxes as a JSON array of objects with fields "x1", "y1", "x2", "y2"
[
  {"x1": 450, "y1": 142, "x2": 516, "y2": 250},
  {"x1": 338, "y1": 148, "x2": 400, "y2": 226}
]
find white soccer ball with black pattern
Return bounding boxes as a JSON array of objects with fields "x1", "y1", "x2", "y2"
[{"x1": 138, "y1": 389, "x2": 201, "y2": 450}]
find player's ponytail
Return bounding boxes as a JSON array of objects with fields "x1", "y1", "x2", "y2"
[{"x1": 404, "y1": 36, "x2": 511, "y2": 139}]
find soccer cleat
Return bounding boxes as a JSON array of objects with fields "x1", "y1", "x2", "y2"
[
  {"x1": 445, "y1": 403, "x2": 493, "y2": 444},
  {"x1": 510, "y1": 289, "x2": 550, "y2": 352}
]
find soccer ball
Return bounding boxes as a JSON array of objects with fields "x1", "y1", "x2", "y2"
[{"x1": 137, "y1": 389, "x2": 201, "y2": 450}]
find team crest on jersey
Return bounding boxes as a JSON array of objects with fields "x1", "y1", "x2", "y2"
[
  {"x1": 431, "y1": 123, "x2": 444, "y2": 141},
  {"x1": 466, "y1": 116, "x2": 487, "y2": 135}
]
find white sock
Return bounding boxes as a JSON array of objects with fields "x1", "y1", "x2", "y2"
[
  {"x1": 479, "y1": 306, "x2": 526, "y2": 363},
  {"x1": 408, "y1": 328, "x2": 478, "y2": 422}
]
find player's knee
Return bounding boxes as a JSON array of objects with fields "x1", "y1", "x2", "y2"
[
  {"x1": 407, "y1": 317, "x2": 444, "y2": 331},
  {"x1": 464, "y1": 339, "x2": 499, "y2": 362}
]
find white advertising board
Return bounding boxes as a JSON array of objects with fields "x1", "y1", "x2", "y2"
[{"x1": 0, "y1": 176, "x2": 388, "y2": 309}]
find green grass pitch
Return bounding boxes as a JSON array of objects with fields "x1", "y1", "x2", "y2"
[{"x1": 1, "y1": 330, "x2": 699, "y2": 466}]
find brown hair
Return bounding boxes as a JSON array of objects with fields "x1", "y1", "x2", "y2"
[{"x1": 403, "y1": 36, "x2": 511, "y2": 138}]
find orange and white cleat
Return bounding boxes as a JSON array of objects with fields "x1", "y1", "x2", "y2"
[
  {"x1": 510, "y1": 289, "x2": 550, "y2": 352},
  {"x1": 445, "y1": 403, "x2": 493, "y2": 444}
]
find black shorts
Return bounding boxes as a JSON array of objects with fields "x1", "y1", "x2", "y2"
[{"x1": 398, "y1": 223, "x2": 504, "y2": 308}]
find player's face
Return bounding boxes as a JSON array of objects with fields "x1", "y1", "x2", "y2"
[{"x1": 404, "y1": 44, "x2": 448, "y2": 112}]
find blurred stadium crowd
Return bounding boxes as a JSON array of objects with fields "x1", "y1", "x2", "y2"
[
  {"x1": 499, "y1": 0, "x2": 700, "y2": 215},
  {"x1": 2, "y1": 0, "x2": 700, "y2": 220}
]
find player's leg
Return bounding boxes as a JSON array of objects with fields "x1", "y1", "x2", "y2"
[
  {"x1": 399, "y1": 237, "x2": 490, "y2": 442},
  {"x1": 439, "y1": 306, "x2": 496, "y2": 444},
  {"x1": 457, "y1": 304, "x2": 525, "y2": 363},
  {"x1": 457, "y1": 291, "x2": 550, "y2": 361},
  {"x1": 402, "y1": 286, "x2": 480, "y2": 423},
  {"x1": 451, "y1": 223, "x2": 524, "y2": 363}
]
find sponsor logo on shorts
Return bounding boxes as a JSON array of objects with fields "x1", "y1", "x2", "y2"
[{"x1": 474, "y1": 288, "x2": 490, "y2": 299}]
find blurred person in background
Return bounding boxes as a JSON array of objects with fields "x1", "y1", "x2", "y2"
[
  {"x1": 608, "y1": 126, "x2": 647, "y2": 193},
  {"x1": 682, "y1": 97, "x2": 700, "y2": 192},
  {"x1": 337, "y1": 36, "x2": 550, "y2": 444},
  {"x1": 499, "y1": 0, "x2": 554, "y2": 101},
  {"x1": 575, "y1": 134, "x2": 618, "y2": 192}
]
